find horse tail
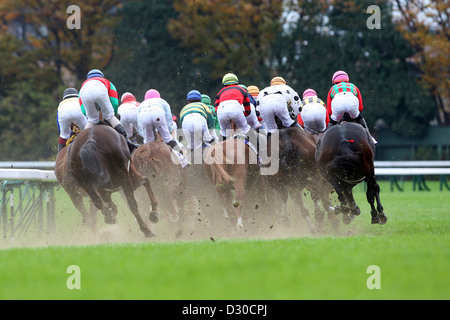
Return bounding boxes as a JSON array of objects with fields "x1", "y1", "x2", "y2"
[
  {"x1": 80, "y1": 139, "x2": 110, "y2": 186},
  {"x1": 204, "y1": 146, "x2": 235, "y2": 186},
  {"x1": 325, "y1": 139, "x2": 362, "y2": 173}
]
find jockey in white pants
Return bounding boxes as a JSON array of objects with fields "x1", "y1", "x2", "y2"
[
  {"x1": 117, "y1": 92, "x2": 140, "y2": 141},
  {"x1": 215, "y1": 73, "x2": 252, "y2": 139},
  {"x1": 297, "y1": 88, "x2": 329, "y2": 135},
  {"x1": 79, "y1": 69, "x2": 137, "y2": 151},
  {"x1": 257, "y1": 76, "x2": 302, "y2": 133},
  {"x1": 56, "y1": 87, "x2": 88, "y2": 151},
  {"x1": 180, "y1": 90, "x2": 215, "y2": 150},
  {"x1": 137, "y1": 89, "x2": 178, "y2": 149}
]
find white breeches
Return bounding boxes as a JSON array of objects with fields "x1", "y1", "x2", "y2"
[
  {"x1": 118, "y1": 106, "x2": 139, "y2": 137},
  {"x1": 330, "y1": 92, "x2": 360, "y2": 122},
  {"x1": 181, "y1": 113, "x2": 213, "y2": 150},
  {"x1": 216, "y1": 100, "x2": 251, "y2": 137},
  {"x1": 58, "y1": 107, "x2": 88, "y2": 140},
  {"x1": 79, "y1": 80, "x2": 115, "y2": 124},
  {"x1": 138, "y1": 105, "x2": 172, "y2": 144},
  {"x1": 301, "y1": 103, "x2": 327, "y2": 133},
  {"x1": 259, "y1": 94, "x2": 295, "y2": 133}
]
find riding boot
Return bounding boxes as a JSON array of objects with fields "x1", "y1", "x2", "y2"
[
  {"x1": 327, "y1": 118, "x2": 338, "y2": 128},
  {"x1": 355, "y1": 115, "x2": 377, "y2": 144},
  {"x1": 58, "y1": 143, "x2": 66, "y2": 152},
  {"x1": 166, "y1": 140, "x2": 178, "y2": 149},
  {"x1": 290, "y1": 121, "x2": 301, "y2": 128},
  {"x1": 114, "y1": 124, "x2": 138, "y2": 153}
]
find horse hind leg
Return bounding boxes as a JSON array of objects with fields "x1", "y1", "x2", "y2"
[
  {"x1": 98, "y1": 189, "x2": 118, "y2": 224},
  {"x1": 366, "y1": 178, "x2": 387, "y2": 225},
  {"x1": 123, "y1": 183, "x2": 156, "y2": 238},
  {"x1": 67, "y1": 190, "x2": 96, "y2": 232}
]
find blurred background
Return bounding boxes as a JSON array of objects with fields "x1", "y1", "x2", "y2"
[{"x1": 0, "y1": 0, "x2": 448, "y2": 161}]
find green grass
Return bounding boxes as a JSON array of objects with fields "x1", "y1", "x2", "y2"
[{"x1": 0, "y1": 181, "x2": 449, "y2": 300}]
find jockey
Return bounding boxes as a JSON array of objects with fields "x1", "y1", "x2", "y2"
[
  {"x1": 137, "y1": 88, "x2": 178, "y2": 149},
  {"x1": 56, "y1": 87, "x2": 88, "y2": 151},
  {"x1": 326, "y1": 70, "x2": 376, "y2": 143},
  {"x1": 247, "y1": 85, "x2": 265, "y2": 127},
  {"x1": 79, "y1": 69, "x2": 138, "y2": 152},
  {"x1": 297, "y1": 88, "x2": 329, "y2": 135},
  {"x1": 215, "y1": 73, "x2": 252, "y2": 139},
  {"x1": 257, "y1": 76, "x2": 302, "y2": 133},
  {"x1": 201, "y1": 93, "x2": 220, "y2": 141},
  {"x1": 117, "y1": 92, "x2": 141, "y2": 144},
  {"x1": 239, "y1": 84, "x2": 264, "y2": 132},
  {"x1": 180, "y1": 90, "x2": 216, "y2": 150}
]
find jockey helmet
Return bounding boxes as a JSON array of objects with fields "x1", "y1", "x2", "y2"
[
  {"x1": 247, "y1": 85, "x2": 260, "y2": 97},
  {"x1": 270, "y1": 76, "x2": 286, "y2": 86},
  {"x1": 201, "y1": 94, "x2": 212, "y2": 106},
  {"x1": 222, "y1": 73, "x2": 239, "y2": 86},
  {"x1": 145, "y1": 89, "x2": 160, "y2": 100},
  {"x1": 62, "y1": 87, "x2": 79, "y2": 100},
  {"x1": 302, "y1": 88, "x2": 317, "y2": 99},
  {"x1": 187, "y1": 90, "x2": 202, "y2": 101},
  {"x1": 87, "y1": 69, "x2": 104, "y2": 79},
  {"x1": 121, "y1": 92, "x2": 136, "y2": 103},
  {"x1": 332, "y1": 70, "x2": 349, "y2": 84}
]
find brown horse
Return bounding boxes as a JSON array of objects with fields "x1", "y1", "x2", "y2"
[
  {"x1": 203, "y1": 137, "x2": 261, "y2": 229},
  {"x1": 265, "y1": 127, "x2": 337, "y2": 231},
  {"x1": 315, "y1": 122, "x2": 387, "y2": 225},
  {"x1": 132, "y1": 140, "x2": 185, "y2": 223},
  {"x1": 55, "y1": 125, "x2": 159, "y2": 238}
]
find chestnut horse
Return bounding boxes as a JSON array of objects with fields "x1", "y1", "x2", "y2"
[
  {"x1": 131, "y1": 140, "x2": 185, "y2": 223},
  {"x1": 55, "y1": 125, "x2": 159, "y2": 238},
  {"x1": 315, "y1": 122, "x2": 387, "y2": 225},
  {"x1": 203, "y1": 137, "x2": 261, "y2": 229}
]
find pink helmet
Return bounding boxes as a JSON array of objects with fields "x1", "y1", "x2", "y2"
[
  {"x1": 121, "y1": 92, "x2": 136, "y2": 103},
  {"x1": 332, "y1": 70, "x2": 349, "y2": 84},
  {"x1": 145, "y1": 89, "x2": 161, "y2": 100},
  {"x1": 302, "y1": 88, "x2": 317, "y2": 99}
]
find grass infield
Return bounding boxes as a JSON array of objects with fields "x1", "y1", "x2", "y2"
[{"x1": 0, "y1": 181, "x2": 448, "y2": 300}]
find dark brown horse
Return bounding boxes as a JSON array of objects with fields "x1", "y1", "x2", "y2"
[
  {"x1": 55, "y1": 125, "x2": 159, "y2": 237},
  {"x1": 265, "y1": 127, "x2": 337, "y2": 231},
  {"x1": 315, "y1": 122, "x2": 387, "y2": 225}
]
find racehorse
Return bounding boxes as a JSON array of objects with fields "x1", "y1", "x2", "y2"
[
  {"x1": 131, "y1": 140, "x2": 184, "y2": 223},
  {"x1": 265, "y1": 127, "x2": 337, "y2": 231},
  {"x1": 55, "y1": 125, "x2": 159, "y2": 238},
  {"x1": 203, "y1": 137, "x2": 261, "y2": 229},
  {"x1": 315, "y1": 122, "x2": 387, "y2": 225},
  {"x1": 55, "y1": 143, "x2": 98, "y2": 231}
]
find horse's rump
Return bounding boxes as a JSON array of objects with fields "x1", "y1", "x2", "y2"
[{"x1": 79, "y1": 139, "x2": 111, "y2": 187}]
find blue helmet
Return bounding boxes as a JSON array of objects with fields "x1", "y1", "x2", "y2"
[
  {"x1": 187, "y1": 90, "x2": 202, "y2": 101},
  {"x1": 87, "y1": 69, "x2": 104, "y2": 79}
]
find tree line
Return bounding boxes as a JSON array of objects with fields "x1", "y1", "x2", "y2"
[{"x1": 0, "y1": 0, "x2": 447, "y2": 160}]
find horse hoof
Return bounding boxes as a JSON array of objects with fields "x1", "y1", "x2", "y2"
[
  {"x1": 104, "y1": 216, "x2": 116, "y2": 224},
  {"x1": 371, "y1": 216, "x2": 381, "y2": 224},
  {"x1": 342, "y1": 214, "x2": 353, "y2": 225},
  {"x1": 149, "y1": 211, "x2": 159, "y2": 224},
  {"x1": 378, "y1": 214, "x2": 388, "y2": 225},
  {"x1": 144, "y1": 230, "x2": 156, "y2": 238}
]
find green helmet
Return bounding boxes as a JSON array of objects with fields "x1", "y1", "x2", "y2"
[
  {"x1": 201, "y1": 94, "x2": 212, "y2": 106},
  {"x1": 222, "y1": 73, "x2": 238, "y2": 86}
]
